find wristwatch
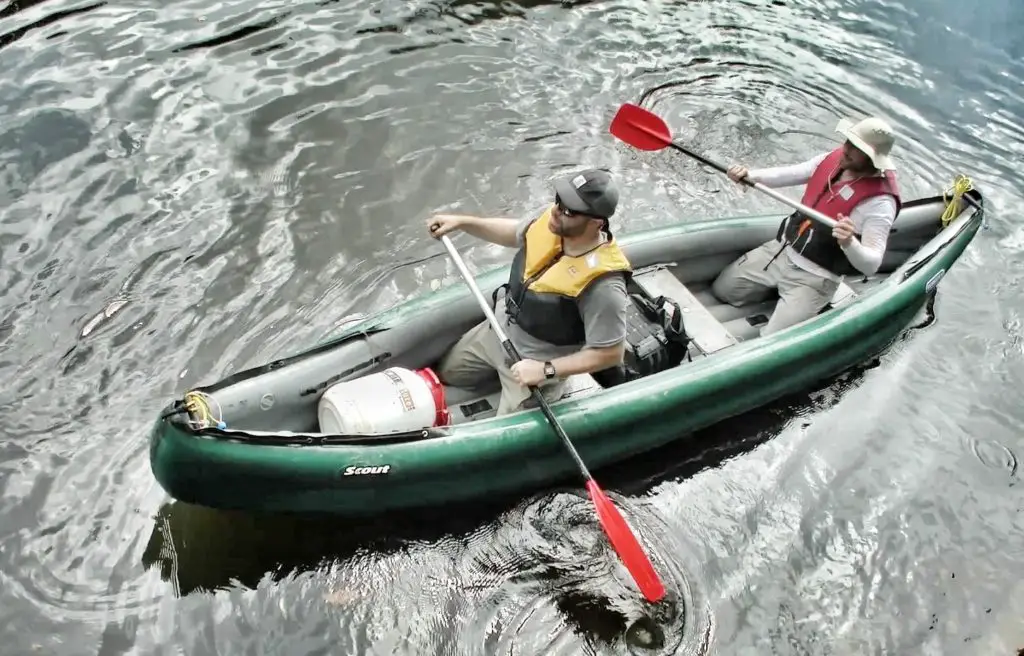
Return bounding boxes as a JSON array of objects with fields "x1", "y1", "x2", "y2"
[{"x1": 543, "y1": 361, "x2": 557, "y2": 379}]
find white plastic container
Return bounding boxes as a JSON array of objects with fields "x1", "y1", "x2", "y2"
[{"x1": 318, "y1": 366, "x2": 450, "y2": 435}]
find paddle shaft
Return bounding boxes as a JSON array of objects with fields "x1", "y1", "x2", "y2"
[
  {"x1": 677, "y1": 135, "x2": 984, "y2": 224},
  {"x1": 439, "y1": 235, "x2": 594, "y2": 480},
  {"x1": 628, "y1": 118, "x2": 840, "y2": 229}
]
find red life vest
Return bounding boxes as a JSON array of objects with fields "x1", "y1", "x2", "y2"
[{"x1": 776, "y1": 147, "x2": 902, "y2": 275}]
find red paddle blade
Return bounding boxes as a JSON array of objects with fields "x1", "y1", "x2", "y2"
[
  {"x1": 586, "y1": 479, "x2": 666, "y2": 603},
  {"x1": 609, "y1": 103, "x2": 673, "y2": 151}
]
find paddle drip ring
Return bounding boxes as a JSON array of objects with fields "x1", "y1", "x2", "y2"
[{"x1": 625, "y1": 615, "x2": 666, "y2": 650}]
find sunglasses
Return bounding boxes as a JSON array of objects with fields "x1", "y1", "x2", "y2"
[{"x1": 554, "y1": 194, "x2": 582, "y2": 218}]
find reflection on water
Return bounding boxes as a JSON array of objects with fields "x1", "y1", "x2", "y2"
[
  {"x1": 140, "y1": 491, "x2": 707, "y2": 655},
  {"x1": 1, "y1": 0, "x2": 1023, "y2": 653}
]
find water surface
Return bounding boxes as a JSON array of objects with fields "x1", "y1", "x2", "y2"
[{"x1": 1, "y1": 0, "x2": 1022, "y2": 654}]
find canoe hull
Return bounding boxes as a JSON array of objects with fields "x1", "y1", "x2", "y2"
[{"x1": 149, "y1": 194, "x2": 983, "y2": 516}]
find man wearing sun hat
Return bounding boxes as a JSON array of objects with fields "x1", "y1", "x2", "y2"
[
  {"x1": 426, "y1": 168, "x2": 633, "y2": 415},
  {"x1": 710, "y1": 115, "x2": 902, "y2": 336}
]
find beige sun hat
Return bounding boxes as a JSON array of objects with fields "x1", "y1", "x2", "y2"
[{"x1": 836, "y1": 116, "x2": 897, "y2": 171}]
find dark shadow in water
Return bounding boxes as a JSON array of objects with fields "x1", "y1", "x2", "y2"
[
  {"x1": 337, "y1": 0, "x2": 599, "y2": 34},
  {"x1": 163, "y1": 0, "x2": 603, "y2": 59},
  {"x1": 169, "y1": 12, "x2": 291, "y2": 54},
  {"x1": 0, "y1": 0, "x2": 58, "y2": 21},
  {"x1": 140, "y1": 490, "x2": 690, "y2": 650},
  {"x1": 140, "y1": 496, "x2": 521, "y2": 597},
  {"x1": 0, "y1": 108, "x2": 93, "y2": 201},
  {"x1": 331, "y1": 0, "x2": 600, "y2": 19},
  {"x1": 0, "y1": 1, "x2": 104, "y2": 51}
]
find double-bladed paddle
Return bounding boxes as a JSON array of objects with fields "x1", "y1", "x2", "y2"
[
  {"x1": 438, "y1": 234, "x2": 667, "y2": 604},
  {"x1": 609, "y1": 102, "x2": 839, "y2": 229}
]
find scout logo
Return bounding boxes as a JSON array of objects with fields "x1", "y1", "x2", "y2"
[{"x1": 342, "y1": 465, "x2": 391, "y2": 476}]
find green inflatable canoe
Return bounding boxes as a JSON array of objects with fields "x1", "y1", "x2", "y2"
[{"x1": 149, "y1": 190, "x2": 984, "y2": 515}]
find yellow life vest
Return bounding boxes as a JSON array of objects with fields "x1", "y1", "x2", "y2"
[{"x1": 503, "y1": 208, "x2": 632, "y2": 346}]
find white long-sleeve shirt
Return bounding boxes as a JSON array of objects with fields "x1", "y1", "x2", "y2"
[{"x1": 747, "y1": 153, "x2": 897, "y2": 281}]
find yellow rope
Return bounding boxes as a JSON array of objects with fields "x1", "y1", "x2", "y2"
[
  {"x1": 941, "y1": 174, "x2": 975, "y2": 227},
  {"x1": 184, "y1": 390, "x2": 224, "y2": 429}
]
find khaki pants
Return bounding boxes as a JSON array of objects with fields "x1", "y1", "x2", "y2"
[
  {"x1": 436, "y1": 320, "x2": 567, "y2": 416},
  {"x1": 711, "y1": 240, "x2": 840, "y2": 336}
]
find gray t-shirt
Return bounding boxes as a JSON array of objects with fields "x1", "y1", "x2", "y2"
[{"x1": 492, "y1": 216, "x2": 629, "y2": 362}]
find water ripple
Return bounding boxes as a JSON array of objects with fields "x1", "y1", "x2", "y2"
[{"x1": 1, "y1": 0, "x2": 1022, "y2": 653}]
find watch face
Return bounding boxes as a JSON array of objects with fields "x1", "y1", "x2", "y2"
[{"x1": 544, "y1": 362, "x2": 555, "y2": 377}]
